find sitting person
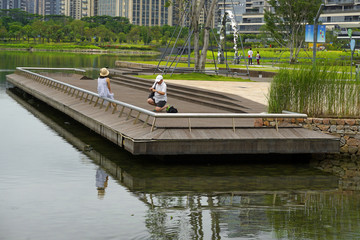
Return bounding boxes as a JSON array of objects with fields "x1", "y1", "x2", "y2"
[
  {"x1": 147, "y1": 75, "x2": 168, "y2": 112},
  {"x1": 97, "y1": 68, "x2": 115, "y2": 107}
]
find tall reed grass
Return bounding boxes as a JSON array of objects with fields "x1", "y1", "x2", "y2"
[{"x1": 267, "y1": 65, "x2": 360, "y2": 117}]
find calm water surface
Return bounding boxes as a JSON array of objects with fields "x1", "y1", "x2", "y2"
[{"x1": 1, "y1": 51, "x2": 360, "y2": 240}]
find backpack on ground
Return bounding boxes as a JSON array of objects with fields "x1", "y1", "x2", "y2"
[{"x1": 166, "y1": 106, "x2": 178, "y2": 113}]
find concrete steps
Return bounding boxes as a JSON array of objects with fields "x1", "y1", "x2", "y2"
[{"x1": 110, "y1": 75, "x2": 250, "y2": 113}]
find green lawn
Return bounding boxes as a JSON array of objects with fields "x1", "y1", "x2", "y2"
[{"x1": 137, "y1": 72, "x2": 253, "y2": 82}]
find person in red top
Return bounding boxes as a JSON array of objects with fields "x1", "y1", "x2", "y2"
[{"x1": 248, "y1": 48, "x2": 253, "y2": 65}]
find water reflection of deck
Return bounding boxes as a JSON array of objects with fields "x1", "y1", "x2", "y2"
[{"x1": 6, "y1": 69, "x2": 339, "y2": 155}]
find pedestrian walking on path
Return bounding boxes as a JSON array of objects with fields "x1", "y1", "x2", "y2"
[
  {"x1": 147, "y1": 75, "x2": 169, "y2": 112},
  {"x1": 97, "y1": 68, "x2": 115, "y2": 107}
]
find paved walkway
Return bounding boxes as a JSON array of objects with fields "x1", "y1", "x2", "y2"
[{"x1": 166, "y1": 78, "x2": 271, "y2": 106}]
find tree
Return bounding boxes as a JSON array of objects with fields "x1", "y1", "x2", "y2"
[
  {"x1": 189, "y1": 0, "x2": 217, "y2": 70},
  {"x1": 31, "y1": 20, "x2": 46, "y2": 43},
  {"x1": 94, "y1": 25, "x2": 112, "y2": 43},
  {"x1": 84, "y1": 27, "x2": 95, "y2": 42},
  {"x1": 0, "y1": 25, "x2": 7, "y2": 40},
  {"x1": 21, "y1": 25, "x2": 32, "y2": 42},
  {"x1": 264, "y1": 0, "x2": 323, "y2": 63},
  {"x1": 198, "y1": 0, "x2": 217, "y2": 70},
  {"x1": 141, "y1": 26, "x2": 152, "y2": 44},
  {"x1": 0, "y1": 9, "x2": 40, "y2": 26},
  {"x1": 48, "y1": 24, "x2": 63, "y2": 42},
  {"x1": 151, "y1": 26, "x2": 162, "y2": 43},
  {"x1": 8, "y1": 22, "x2": 22, "y2": 41},
  {"x1": 128, "y1": 26, "x2": 141, "y2": 43},
  {"x1": 190, "y1": 0, "x2": 206, "y2": 70},
  {"x1": 69, "y1": 20, "x2": 86, "y2": 41},
  {"x1": 118, "y1": 32, "x2": 126, "y2": 43}
]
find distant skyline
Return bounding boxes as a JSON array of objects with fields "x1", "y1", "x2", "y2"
[{"x1": 1, "y1": 0, "x2": 359, "y2": 31}]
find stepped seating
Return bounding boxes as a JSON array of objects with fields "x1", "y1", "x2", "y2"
[{"x1": 109, "y1": 74, "x2": 251, "y2": 113}]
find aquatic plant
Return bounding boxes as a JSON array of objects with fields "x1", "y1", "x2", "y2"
[{"x1": 267, "y1": 65, "x2": 360, "y2": 117}]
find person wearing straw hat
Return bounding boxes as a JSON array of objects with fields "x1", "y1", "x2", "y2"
[
  {"x1": 147, "y1": 75, "x2": 169, "y2": 112},
  {"x1": 97, "y1": 68, "x2": 115, "y2": 107}
]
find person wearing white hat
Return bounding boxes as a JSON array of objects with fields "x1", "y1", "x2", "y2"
[
  {"x1": 147, "y1": 75, "x2": 168, "y2": 112},
  {"x1": 97, "y1": 68, "x2": 115, "y2": 106}
]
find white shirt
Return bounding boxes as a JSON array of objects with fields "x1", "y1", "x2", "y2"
[
  {"x1": 248, "y1": 50, "x2": 253, "y2": 58},
  {"x1": 97, "y1": 77, "x2": 114, "y2": 99},
  {"x1": 152, "y1": 82, "x2": 167, "y2": 103}
]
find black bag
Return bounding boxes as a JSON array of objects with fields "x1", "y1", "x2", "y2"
[
  {"x1": 148, "y1": 92, "x2": 155, "y2": 99},
  {"x1": 166, "y1": 106, "x2": 178, "y2": 113},
  {"x1": 148, "y1": 83, "x2": 157, "y2": 99}
]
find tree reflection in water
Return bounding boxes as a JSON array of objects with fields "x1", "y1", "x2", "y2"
[{"x1": 138, "y1": 191, "x2": 360, "y2": 239}]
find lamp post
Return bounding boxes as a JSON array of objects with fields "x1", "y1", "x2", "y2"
[{"x1": 313, "y1": 3, "x2": 324, "y2": 66}]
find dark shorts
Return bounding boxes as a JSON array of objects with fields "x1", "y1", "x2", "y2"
[{"x1": 155, "y1": 100, "x2": 166, "y2": 108}]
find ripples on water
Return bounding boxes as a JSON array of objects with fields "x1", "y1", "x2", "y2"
[{"x1": 1, "y1": 58, "x2": 360, "y2": 240}]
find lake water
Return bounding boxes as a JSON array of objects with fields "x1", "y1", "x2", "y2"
[{"x1": 1, "y1": 51, "x2": 360, "y2": 240}]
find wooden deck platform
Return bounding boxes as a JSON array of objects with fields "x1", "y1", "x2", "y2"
[{"x1": 6, "y1": 68, "x2": 339, "y2": 155}]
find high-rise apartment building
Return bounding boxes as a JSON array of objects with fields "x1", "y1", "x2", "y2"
[
  {"x1": 0, "y1": 0, "x2": 23, "y2": 10},
  {"x1": 217, "y1": 0, "x2": 360, "y2": 34},
  {"x1": 59, "y1": 0, "x2": 173, "y2": 25},
  {"x1": 132, "y1": 0, "x2": 173, "y2": 26},
  {"x1": 0, "y1": 0, "x2": 62, "y2": 15},
  {"x1": 96, "y1": 0, "x2": 173, "y2": 26},
  {"x1": 36, "y1": 0, "x2": 61, "y2": 15},
  {"x1": 61, "y1": 0, "x2": 97, "y2": 19},
  {"x1": 320, "y1": 0, "x2": 360, "y2": 29},
  {"x1": 217, "y1": 0, "x2": 270, "y2": 34},
  {"x1": 97, "y1": 0, "x2": 131, "y2": 19}
]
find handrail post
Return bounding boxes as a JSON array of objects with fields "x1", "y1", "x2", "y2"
[
  {"x1": 143, "y1": 115, "x2": 150, "y2": 128},
  {"x1": 232, "y1": 118, "x2": 235, "y2": 132},
  {"x1": 119, "y1": 106, "x2": 125, "y2": 117},
  {"x1": 112, "y1": 105, "x2": 117, "y2": 114},
  {"x1": 105, "y1": 102, "x2": 111, "y2": 111},
  {"x1": 134, "y1": 112, "x2": 141, "y2": 124},
  {"x1": 94, "y1": 97, "x2": 99, "y2": 107},
  {"x1": 127, "y1": 109, "x2": 133, "y2": 120},
  {"x1": 188, "y1": 118, "x2": 191, "y2": 132},
  {"x1": 99, "y1": 99, "x2": 105, "y2": 109},
  {"x1": 151, "y1": 117, "x2": 157, "y2": 132}
]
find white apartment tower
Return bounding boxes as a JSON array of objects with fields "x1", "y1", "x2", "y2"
[
  {"x1": 97, "y1": 0, "x2": 131, "y2": 20},
  {"x1": 97, "y1": 0, "x2": 173, "y2": 26},
  {"x1": 217, "y1": 0, "x2": 360, "y2": 34},
  {"x1": 320, "y1": 0, "x2": 360, "y2": 30},
  {"x1": 61, "y1": 0, "x2": 97, "y2": 19}
]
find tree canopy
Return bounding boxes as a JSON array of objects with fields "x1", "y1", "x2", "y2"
[{"x1": 264, "y1": 0, "x2": 323, "y2": 63}]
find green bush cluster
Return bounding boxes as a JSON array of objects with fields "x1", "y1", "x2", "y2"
[{"x1": 99, "y1": 44, "x2": 156, "y2": 51}]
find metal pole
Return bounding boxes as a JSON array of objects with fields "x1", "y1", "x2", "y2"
[
  {"x1": 188, "y1": 33, "x2": 191, "y2": 67},
  {"x1": 351, "y1": 36, "x2": 353, "y2": 80},
  {"x1": 313, "y1": 4, "x2": 324, "y2": 66},
  {"x1": 223, "y1": 0, "x2": 228, "y2": 76},
  {"x1": 313, "y1": 23, "x2": 318, "y2": 65}
]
